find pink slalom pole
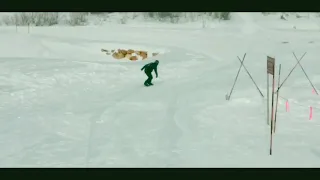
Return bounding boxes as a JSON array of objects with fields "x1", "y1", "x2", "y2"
[
  {"x1": 312, "y1": 89, "x2": 316, "y2": 94},
  {"x1": 286, "y1": 100, "x2": 289, "y2": 112},
  {"x1": 309, "y1": 106, "x2": 313, "y2": 120}
]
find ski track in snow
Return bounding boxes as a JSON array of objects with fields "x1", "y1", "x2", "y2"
[
  {"x1": 2, "y1": 13, "x2": 320, "y2": 167},
  {"x1": 83, "y1": 52, "x2": 215, "y2": 167}
]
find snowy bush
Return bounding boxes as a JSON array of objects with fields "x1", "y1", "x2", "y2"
[
  {"x1": 90, "y1": 12, "x2": 111, "y2": 14},
  {"x1": 118, "y1": 14, "x2": 128, "y2": 24},
  {"x1": 0, "y1": 12, "x2": 232, "y2": 26},
  {"x1": 0, "y1": 12, "x2": 89, "y2": 26},
  {"x1": 143, "y1": 12, "x2": 231, "y2": 23},
  {"x1": 144, "y1": 12, "x2": 179, "y2": 23},
  {"x1": 1, "y1": 15, "x2": 16, "y2": 25},
  {"x1": 1, "y1": 12, "x2": 59, "y2": 26},
  {"x1": 32, "y1": 13, "x2": 59, "y2": 26},
  {"x1": 1, "y1": 13, "x2": 31, "y2": 26},
  {"x1": 215, "y1": 12, "x2": 231, "y2": 20},
  {"x1": 262, "y1": 12, "x2": 273, "y2": 16},
  {"x1": 68, "y1": 13, "x2": 89, "y2": 26}
]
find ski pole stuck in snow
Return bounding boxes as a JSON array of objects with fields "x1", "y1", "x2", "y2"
[
  {"x1": 227, "y1": 53, "x2": 246, "y2": 100},
  {"x1": 236, "y1": 56, "x2": 264, "y2": 98},
  {"x1": 276, "y1": 52, "x2": 307, "y2": 93},
  {"x1": 292, "y1": 52, "x2": 318, "y2": 95}
]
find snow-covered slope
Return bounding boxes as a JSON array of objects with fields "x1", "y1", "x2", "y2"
[
  {"x1": 1, "y1": 13, "x2": 320, "y2": 167},
  {"x1": 234, "y1": 12, "x2": 320, "y2": 32}
]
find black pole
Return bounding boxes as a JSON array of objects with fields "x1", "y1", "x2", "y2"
[
  {"x1": 274, "y1": 64, "x2": 281, "y2": 133},
  {"x1": 228, "y1": 53, "x2": 246, "y2": 100},
  {"x1": 237, "y1": 56, "x2": 264, "y2": 97},
  {"x1": 270, "y1": 65, "x2": 276, "y2": 155},
  {"x1": 293, "y1": 52, "x2": 318, "y2": 95},
  {"x1": 276, "y1": 52, "x2": 306, "y2": 93}
]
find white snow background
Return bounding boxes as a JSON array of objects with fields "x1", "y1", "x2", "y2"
[{"x1": 1, "y1": 12, "x2": 320, "y2": 167}]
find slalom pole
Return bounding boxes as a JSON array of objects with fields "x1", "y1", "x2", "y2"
[
  {"x1": 227, "y1": 53, "x2": 246, "y2": 100},
  {"x1": 274, "y1": 64, "x2": 281, "y2": 133}
]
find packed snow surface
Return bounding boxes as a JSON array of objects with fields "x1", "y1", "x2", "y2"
[{"x1": 1, "y1": 12, "x2": 320, "y2": 167}]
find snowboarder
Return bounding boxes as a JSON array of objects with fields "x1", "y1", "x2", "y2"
[{"x1": 141, "y1": 60, "x2": 159, "y2": 86}]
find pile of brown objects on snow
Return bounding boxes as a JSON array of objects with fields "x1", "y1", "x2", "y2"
[{"x1": 101, "y1": 48, "x2": 159, "y2": 61}]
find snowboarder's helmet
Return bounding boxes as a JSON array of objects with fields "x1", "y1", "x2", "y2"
[{"x1": 155, "y1": 60, "x2": 159, "y2": 64}]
